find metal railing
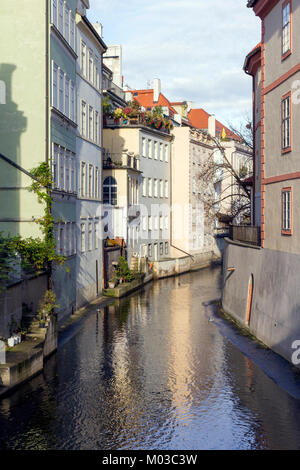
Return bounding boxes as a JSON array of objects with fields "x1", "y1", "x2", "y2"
[{"x1": 103, "y1": 152, "x2": 139, "y2": 171}]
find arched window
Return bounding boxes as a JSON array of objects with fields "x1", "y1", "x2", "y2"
[{"x1": 103, "y1": 176, "x2": 117, "y2": 205}]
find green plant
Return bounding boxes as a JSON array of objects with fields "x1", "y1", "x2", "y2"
[
  {"x1": 116, "y1": 256, "x2": 134, "y2": 282},
  {"x1": 103, "y1": 96, "x2": 113, "y2": 117},
  {"x1": 38, "y1": 289, "x2": 58, "y2": 320}
]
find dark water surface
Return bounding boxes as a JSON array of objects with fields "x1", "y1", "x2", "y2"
[{"x1": 1, "y1": 267, "x2": 300, "y2": 450}]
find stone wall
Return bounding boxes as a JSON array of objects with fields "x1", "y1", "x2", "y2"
[
  {"x1": 222, "y1": 238, "x2": 300, "y2": 366},
  {"x1": 153, "y1": 251, "x2": 214, "y2": 279},
  {"x1": 0, "y1": 272, "x2": 48, "y2": 339}
]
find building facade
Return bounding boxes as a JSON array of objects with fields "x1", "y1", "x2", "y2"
[
  {"x1": 222, "y1": 0, "x2": 300, "y2": 367},
  {"x1": 102, "y1": 123, "x2": 173, "y2": 265},
  {"x1": 75, "y1": 0, "x2": 106, "y2": 308},
  {"x1": 0, "y1": 0, "x2": 79, "y2": 320},
  {"x1": 171, "y1": 126, "x2": 215, "y2": 258}
]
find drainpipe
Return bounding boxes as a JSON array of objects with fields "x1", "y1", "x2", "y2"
[{"x1": 45, "y1": 0, "x2": 52, "y2": 291}]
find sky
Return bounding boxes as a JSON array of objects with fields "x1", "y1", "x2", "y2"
[{"x1": 87, "y1": 0, "x2": 261, "y2": 128}]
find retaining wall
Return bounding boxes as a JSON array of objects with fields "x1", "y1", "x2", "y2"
[{"x1": 222, "y1": 238, "x2": 300, "y2": 366}]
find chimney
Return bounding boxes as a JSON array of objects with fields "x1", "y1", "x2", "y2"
[
  {"x1": 208, "y1": 115, "x2": 216, "y2": 138},
  {"x1": 93, "y1": 22, "x2": 103, "y2": 38},
  {"x1": 153, "y1": 78, "x2": 161, "y2": 103}
]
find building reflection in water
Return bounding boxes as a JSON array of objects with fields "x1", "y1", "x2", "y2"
[{"x1": 1, "y1": 268, "x2": 300, "y2": 449}]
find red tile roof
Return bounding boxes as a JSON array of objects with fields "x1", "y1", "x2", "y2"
[
  {"x1": 125, "y1": 89, "x2": 177, "y2": 116},
  {"x1": 188, "y1": 108, "x2": 241, "y2": 141}
]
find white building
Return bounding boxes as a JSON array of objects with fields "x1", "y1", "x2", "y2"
[{"x1": 75, "y1": 0, "x2": 106, "y2": 307}]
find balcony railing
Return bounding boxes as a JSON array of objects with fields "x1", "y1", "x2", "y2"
[
  {"x1": 103, "y1": 152, "x2": 140, "y2": 171},
  {"x1": 104, "y1": 115, "x2": 171, "y2": 135},
  {"x1": 229, "y1": 225, "x2": 261, "y2": 246}
]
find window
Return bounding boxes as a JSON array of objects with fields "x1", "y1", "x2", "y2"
[
  {"x1": 95, "y1": 222, "x2": 99, "y2": 249},
  {"x1": 52, "y1": 63, "x2": 58, "y2": 108},
  {"x1": 70, "y1": 81, "x2": 75, "y2": 121},
  {"x1": 52, "y1": 144, "x2": 59, "y2": 188},
  {"x1": 165, "y1": 144, "x2": 169, "y2": 162},
  {"x1": 65, "y1": 77, "x2": 70, "y2": 117},
  {"x1": 159, "y1": 143, "x2": 163, "y2": 161},
  {"x1": 165, "y1": 242, "x2": 169, "y2": 255},
  {"x1": 148, "y1": 178, "x2": 152, "y2": 197},
  {"x1": 282, "y1": 93, "x2": 291, "y2": 152},
  {"x1": 71, "y1": 153, "x2": 75, "y2": 192},
  {"x1": 147, "y1": 139, "x2": 151, "y2": 158},
  {"x1": 142, "y1": 138, "x2": 146, "y2": 157},
  {"x1": 71, "y1": 222, "x2": 76, "y2": 255},
  {"x1": 52, "y1": 0, "x2": 58, "y2": 26},
  {"x1": 154, "y1": 141, "x2": 158, "y2": 160},
  {"x1": 160, "y1": 242, "x2": 164, "y2": 255},
  {"x1": 65, "y1": 150, "x2": 70, "y2": 192},
  {"x1": 81, "y1": 223, "x2": 86, "y2": 252},
  {"x1": 282, "y1": 1, "x2": 291, "y2": 58},
  {"x1": 95, "y1": 111, "x2": 99, "y2": 144},
  {"x1": 282, "y1": 187, "x2": 292, "y2": 235},
  {"x1": 165, "y1": 180, "x2": 169, "y2": 198},
  {"x1": 70, "y1": 13, "x2": 75, "y2": 50},
  {"x1": 58, "y1": 0, "x2": 64, "y2": 34},
  {"x1": 142, "y1": 216, "x2": 147, "y2": 231},
  {"x1": 154, "y1": 178, "x2": 158, "y2": 197},
  {"x1": 81, "y1": 162, "x2": 86, "y2": 197},
  {"x1": 88, "y1": 50, "x2": 94, "y2": 83},
  {"x1": 81, "y1": 101, "x2": 87, "y2": 136},
  {"x1": 89, "y1": 106, "x2": 94, "y2": 140},
  {"x1": 148, "y1": 244, "x2": 152, "y2": 257},
  {"x1": 103, "y1": 176, "x2": 117, "y2": 205},
  {"x1": 160, "y1": 179, "x2": 163, "y2": 198},
  {"x1": 88, "y1": 164, "x2": 93, "y2": 198},
  {"x1": 64, "y1": 4, "x2": 69, "y2": 43},
  {"x1": 59, "y1": 69, "x2": 64, "y2": 113},
  {"x1": 142, "y1": 177, "x2": 146, "y2": 197},
  {"x1": 59, "y1": 224, "x2": 64, "y2": 255},
  {"x1": 81, "y1": 41, "x2": 87, "y2": 76},
  {"x1": 59, "y1": 147, "x2": 65, "y2": 190},
  {"x1": 95, "y1": 167, "x2": 99, "y2": 199},
  {"x1": 88, "y1": 223, "x2": 92, "y2": 251},
  {"x1": 148, "y1": 216, "x2": 152, "y2": 231},
  {"x1": 159, "y1": 215, "x2": 163, "y2": 230}
]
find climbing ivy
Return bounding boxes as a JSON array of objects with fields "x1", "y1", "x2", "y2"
[{"x1": 0, "y1": 162, "x2": 66, "y2": 291}]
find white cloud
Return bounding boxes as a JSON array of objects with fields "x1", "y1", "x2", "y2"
[{"x1": 88, "y1": 0, "x2": 261, "y2": 126}]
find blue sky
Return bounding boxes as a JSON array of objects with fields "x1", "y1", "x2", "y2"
[{"x1": 88, "y1": 0, "x2": 261, "y2": 128}]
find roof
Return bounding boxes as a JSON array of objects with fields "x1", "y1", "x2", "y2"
[
  {"x1": 125, "y1": 89, "x2": 177, "y2": 116},
  {"x1": 82, "y1": 16, "x2": 107, "y2": 52},
  {"x1": 243, "y1": 42, "x2": 261, "y2": 75},
  {"x1": 188, "y1": 108, "x2": 241, "y2": 141}
]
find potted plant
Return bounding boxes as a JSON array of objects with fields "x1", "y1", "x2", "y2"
[{"x1": 108, "y1": 277, "x2": 118, "y2": 289}]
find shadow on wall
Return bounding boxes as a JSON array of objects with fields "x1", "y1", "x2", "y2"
[{"x1": 0, "y1": 63, "x2": 27, "y2": 236}]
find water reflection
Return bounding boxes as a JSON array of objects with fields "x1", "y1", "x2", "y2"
[{"x1": 1, "y1": 268, "x2": 300, "y2": 449}]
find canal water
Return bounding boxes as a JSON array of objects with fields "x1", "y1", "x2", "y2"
[{"x1": 1, "y1": 267, "x2": 300, "y2": 450}]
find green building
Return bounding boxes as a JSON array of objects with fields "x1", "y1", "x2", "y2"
[{"x1": 0, "y1": 0, "x2": 78, "y2": 320}]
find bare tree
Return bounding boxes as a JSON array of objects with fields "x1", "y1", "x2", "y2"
[{"x1": 197, "y1": 120, "x2": 253, "y2": 225}]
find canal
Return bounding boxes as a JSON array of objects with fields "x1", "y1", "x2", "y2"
[{"x1": 1, "y1": 267, "x2": 300, "y2": 450}]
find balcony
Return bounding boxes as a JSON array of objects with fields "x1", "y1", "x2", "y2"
[
  {"x1": 229, "y1": 225, "x2": 260, "y2": 246},
  {"x1": 103, "y1": 151, "x2": 140, "y2": 171},
  {"x1": 104, "y1": 114, "x2": 171, "y2": 135}
]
